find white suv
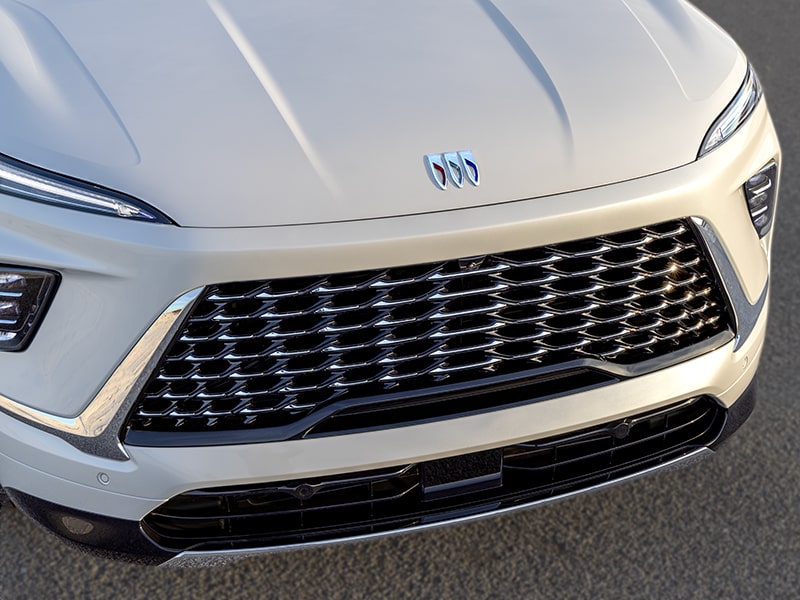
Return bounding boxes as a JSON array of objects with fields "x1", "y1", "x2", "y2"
[{"x1": 0, "y1": 0, "x2": 779, "y2": 565}]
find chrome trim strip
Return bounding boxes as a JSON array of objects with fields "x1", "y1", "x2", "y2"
[
  {"x1": 458, "y1": 150, "x2": 480, "y2": 186},
  {"x1": 443, "y1": 152, "x2": 464, "y2": 188},
  {"x1": 424, "y1": 154, "x2": 448, "y2": 190},
  {"x1": 162, "y1": 447, "x2": 713, "y2": 567},
  {"x1": 0, "y1": 288, "x2": 203, "y2": 460},
  {"x1": 691, "y1": 218, "x2": 768, "y2": 350}
]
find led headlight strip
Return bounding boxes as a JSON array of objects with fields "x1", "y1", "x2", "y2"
[
  {"x1": 699, "y1": 64, "x2": 762, "y2": 157},
  {"x1": 0, "y1": 153, "x2": 173, "y2": 223}
]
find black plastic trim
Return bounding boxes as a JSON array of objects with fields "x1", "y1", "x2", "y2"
[
  {"x1": 124, "y1": 366, "x2": 618, "y2": 447},
  {"x1": 140, "y1": 392, "x2": 744, "y2": 555},
  {"x1": 4, "y1": 489, "x2": 175, "y2": 566},
  {"x1": 709, "y1": 376, "x2": 757, "y2": 450}
]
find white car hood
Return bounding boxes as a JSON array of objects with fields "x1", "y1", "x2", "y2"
[{"x1": 0, "y1": 0, "x2": 744, "y2": 227}]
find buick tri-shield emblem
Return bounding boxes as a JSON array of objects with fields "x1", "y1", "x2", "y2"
[{"x1": 425, "y1": 151, "x2": 479, "y2": 190}]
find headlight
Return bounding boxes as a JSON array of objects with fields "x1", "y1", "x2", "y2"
[
  {"x1": 0, "y1": 154, "x2": 173, "y2": 224},
  {"x1": 699, "y1": 64, "x2": 762, "y2": 157}
]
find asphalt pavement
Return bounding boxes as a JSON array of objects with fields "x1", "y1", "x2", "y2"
[{"x1": 1, "y1": 1, "x2": 798, "y2": 598}]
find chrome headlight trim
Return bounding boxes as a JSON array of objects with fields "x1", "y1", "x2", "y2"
[
  {"x1": 0, "y1": 153, "x2": 174, "y2": 224},
  {"x1": 699, "y1": 64, "x2": 762, "y2": 158}
]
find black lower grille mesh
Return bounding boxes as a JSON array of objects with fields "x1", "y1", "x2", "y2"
[
  {"x1": 142, "y1": 397, "x2": 725, "y2": 552},
  {"x1": 126, "y1": 220, "x2": 731, "y2": 441}
]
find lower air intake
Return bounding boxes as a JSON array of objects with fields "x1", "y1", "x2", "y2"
[{"x1": 142, "y1": 396, "x2": 725, "y2": 552}]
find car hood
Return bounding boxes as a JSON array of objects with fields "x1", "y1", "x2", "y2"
[{"x1": 0, "y1": 0, "x2": 744, "y2": 228}]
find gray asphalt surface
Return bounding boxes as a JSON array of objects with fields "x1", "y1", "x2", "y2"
[{"x1": 1, "y1": 1, "x2": 798, "y2": 598}]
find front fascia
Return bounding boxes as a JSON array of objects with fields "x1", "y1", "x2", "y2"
[
  {"x1": 0, "y1": 100, "x2": 778, "y2": 420},
  {"x1": 0, "y1": 97, "x2": 779, "y2": 521},
  {"x1": 0, "y1": 305, "x2": 767, "y2": 522}
]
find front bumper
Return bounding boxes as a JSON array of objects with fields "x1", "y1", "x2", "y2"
[
  {"x1": 0, "y1": 101, "x2": 779, "y2": 563},
  {"x1": 4, "y1": 379, "x2": 758, "y2": 566}
]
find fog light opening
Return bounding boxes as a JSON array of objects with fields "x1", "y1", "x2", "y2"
[
  {"x1": 0, "y1": 267, "x2": 59, "y2": 351},
  {"x1": 743, "y1": 161, "x2": 778, "y2": 238}
]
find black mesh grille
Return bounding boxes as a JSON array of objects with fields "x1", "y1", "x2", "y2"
[
  {"x1": 142, "y1": 396, "x2": 725, "y2": 552},
  {"x1": 125, "y1": 220, "x2": 731, "y2": 441}
]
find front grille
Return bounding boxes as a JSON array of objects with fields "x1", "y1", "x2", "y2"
[
  {"x1": 142, "y1": 396, "x2": 725, "y2": 552},
  {"x1": 125, "y1": 220, "x2": 732, "y2": 443}
]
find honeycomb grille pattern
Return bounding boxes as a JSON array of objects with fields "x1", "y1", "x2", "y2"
[{"x1": 126, "y1": 220, "x2": 730, "y2": 437}]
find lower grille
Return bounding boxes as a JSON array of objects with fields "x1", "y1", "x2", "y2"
[
  {"x1": 142, "y1": 396, "x2": 725, "y2": 552},
  {"x1": 126, "y1": 219, "x2": 732, "y2": 444}
]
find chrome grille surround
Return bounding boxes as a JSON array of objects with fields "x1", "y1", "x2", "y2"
[{"x1": 125, "y1": 220, "x2": 732, "y2": 442}]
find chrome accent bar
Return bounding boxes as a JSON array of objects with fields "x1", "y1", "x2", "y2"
[
  {"x1": 162, "y1": 447, "x2": 713, "y2": 567},
  {"x1": 691, "y1": 218, "x2": 768, "y2": 349},
  {"x1": 0, "y1": 288, "x2": 203, "y2": 460}
]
